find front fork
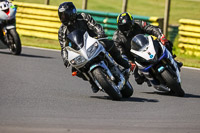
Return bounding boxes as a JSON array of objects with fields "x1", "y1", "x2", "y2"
[
  {"x1": 2, "y1": 28, "x2": 6, "y2": 36},
  {"x1": 2, "y1": 28, "x2": 9, "y2": 46},
  {"x1": 88, "y1": 61, "x2": 125, "y2": 91},
  {"x1": 2, "y1": 24, "x2": 16, "y2": 46}
]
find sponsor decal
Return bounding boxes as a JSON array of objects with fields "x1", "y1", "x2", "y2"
[{"x1": 59, "y1": 6, "x2": 65, "y2": 12}]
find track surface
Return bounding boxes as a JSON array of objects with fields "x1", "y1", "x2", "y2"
[{"x1": 0, "y1": 47, "x2": 200, "y2": 133}]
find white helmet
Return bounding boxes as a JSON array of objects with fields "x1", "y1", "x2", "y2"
[{"x1": 0, "y1": 1, "x2": 9, "y2": 11}]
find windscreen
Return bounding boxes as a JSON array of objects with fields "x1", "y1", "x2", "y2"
[
  {"x1": 131, "y1": 34, "x2": 149, "y2": 51},
  {"x1": 67, "y1": 30, "x2": 85, "y2": 50}
]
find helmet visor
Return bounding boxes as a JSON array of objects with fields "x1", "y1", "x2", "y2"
[
  {"x1": 59, "y1": 8, "x2": 76, "y2": 25},
  {"x1": 118, "y1": 21, "x2": 132, "y2": 31}
]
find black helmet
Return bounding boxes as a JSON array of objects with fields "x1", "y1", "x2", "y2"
[
  {"x1": 117, "y1": 12, "x2": 134, "y2": 35},
  {"x1": 131, "y1": 34, "x2": 149, "y2": 51},
  {"x1": 58, "y1": 2, "x2": 77, "y2": 26}
]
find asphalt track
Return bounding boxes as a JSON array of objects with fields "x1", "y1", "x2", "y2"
[{"x1": 0, "y1": 47, "x2": 200, "y2": 133}]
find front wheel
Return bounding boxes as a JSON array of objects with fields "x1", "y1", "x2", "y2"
[
  {"x1": 161, "y1": 70, "x2": 185, "y2": 97},
  {"x1": 8, "y1": 29, "x2": 22, "y2": 55},
  {"x1": 92, "y1": 67, "x2": 122, "y2": 100}
]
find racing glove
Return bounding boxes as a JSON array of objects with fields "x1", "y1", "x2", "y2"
[
  {"x1": 97, "y1": 33, "x2": 107, "y2": 39},
  {"x1": 130, "y1": 62, "x2": 136, "y2": 72},
  {"x1": 159, "y1": 34, "x2": 169, "y2": 46}
]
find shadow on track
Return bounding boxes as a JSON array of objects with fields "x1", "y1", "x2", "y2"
[
  {"x1": 184, "y1": 93, "x2": 200, "y2": 98},
  {"x1": 0, "y1": 51, "x2": 11, "y2": 55},
  {"x1": 143, "y1": 91, "x2": 200, "y2": 98},
  {"x1": 90, "y1": 96, "x2": 159, "y2": 102},
  {"x1": 143, "y1": 91, "x2": 174, "y2": 96},
  {"x1": 143, "y1": 91, "x2": 186, "y2": 97}
]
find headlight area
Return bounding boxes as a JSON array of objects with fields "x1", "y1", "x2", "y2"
[
  {"x1": 70, "y1": 56, "x2": 86, "y2": 65},
  {"x1": 87, "y1": 42, "x2": 98, "y2": 58}
]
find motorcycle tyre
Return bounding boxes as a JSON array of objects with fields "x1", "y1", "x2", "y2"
[
  {"x1": 161, "y1": 70, "x2": 185, "y2": 97},
  {"x1": 92, "y1": 67, "x2": 122, "y2": 100},
  {"x1": 8, "y1": 29, "x2": 22, "y2": 55},
  {"x1": 120, "y1": 81, "x2": 134, "y2": 98}
]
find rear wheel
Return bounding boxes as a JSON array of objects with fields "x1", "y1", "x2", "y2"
[
  {"x1": 8, "y1": 29, "x2": 21, "y2": 55},
  {"x1": 121, "y1": 81, "x2": 134, "y2": 98},
  {"x1": 92, "y1": 67, "x2": 122, "y2": 100},
  {"x1": 161, "y1": 70, "x2": 185, "y2": 97}
]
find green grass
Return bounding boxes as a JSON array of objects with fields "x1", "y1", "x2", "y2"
[
  {"x1": 20, "y1": 35, "x2": 60, "y2": 50},
  {"x1": 176, "y1": 54, "x2": 200, "y2": 68},
  {"x1": 172, "y1": 35, "x2": 200, "y2": 68}
]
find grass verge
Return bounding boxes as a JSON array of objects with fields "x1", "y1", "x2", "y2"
[
  {"x1": 173, "y1": 35, "x2": 200, "y2": 68},
  {"x1": 21, "y1": 35, "x2": 60, "y2": 50}
]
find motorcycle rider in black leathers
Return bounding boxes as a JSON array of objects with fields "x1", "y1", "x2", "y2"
[
  {"x1": 113, "y1": 12, "x2": 182, "y2": 85},
  {"x1": 58, "y1": 3, "x2": 134, "y2": 93}
]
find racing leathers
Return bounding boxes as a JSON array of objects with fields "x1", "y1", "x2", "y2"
[
  {"x1": 113, "y1": 20, "x2": 173, "y2": 60},
  {"x1": 58, "y1": 13, "x2": 131, "y2": 92},
  {"x1": 113, "y1": 20, "x2": 173, "y2": 84}
]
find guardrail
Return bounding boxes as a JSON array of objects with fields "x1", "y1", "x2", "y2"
[
  {"x1": 13, "y1": 1, "x2": 163, "y2": 40},
  {"x1": 179, "y1": 19, "x2": 200, "y2": 57}
]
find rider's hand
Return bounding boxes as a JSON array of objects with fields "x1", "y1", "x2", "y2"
[
  {"x1": 97, "y1": 33, "x2": 107, "y2": 39},
  {"x1": 130, "y1": 62, "x2": 136, "y2": 72},
  {"x1": 159, "y1": 34, "x2": 169, "y2": 46}
]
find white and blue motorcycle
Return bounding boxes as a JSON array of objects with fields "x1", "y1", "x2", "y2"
[
  {"x1": 0, "y1": 1, "x2": 21, "y2": 55},
  {"x1": 66, "y1": 30, "x2": 134, "y2": 100},
  {"x1": 130, "y1": 34, "x2": 185, "y2": 97}
]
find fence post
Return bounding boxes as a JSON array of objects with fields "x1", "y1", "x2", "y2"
[
  {"x1": 122, "y1": 0, "x2": 128, "y2": 13},
  {"x1": 82, "y1": 0, "x2": 88, "y2": 10},
  {"x1": 163, "y1": 0, "x2": 170, "y2": 37},
  {"x1": 45, "y1": 0, "x2": 50, "y2": 5}
]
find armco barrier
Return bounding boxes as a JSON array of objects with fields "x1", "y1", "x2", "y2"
[
  {"x1": 13, "y1": 2, "x2": 163, "y2": 40},
  {"x1": 179, "y1": 19, "x2": 200, "y2": 57}
]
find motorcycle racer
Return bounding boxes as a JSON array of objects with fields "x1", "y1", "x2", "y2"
[
  {"x1": 113, "y1": 12, "x2": 182, "y2": 85},
  {"x1": 58, "y1": 2, "x2": 134, "y2": 93},
  {"x1": 0, "y1": 0, "x2": 13, "y2": 44}
]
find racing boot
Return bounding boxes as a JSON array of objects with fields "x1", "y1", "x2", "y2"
[
  {"x1": 172, "y1": 55, "x2": 183, "y2": 69},
  {"x1": 91, "y1": 84, "x2": 99, "y2": 93},
  {"x1": 172, "y1": 55, "x2": 183, "y2": 71},
  {"x1": 134, "y1": 67, "x2": 145, "y2": 85},
  {"x1": 176, "y1": 61, "x2": 183, "y2": 68},
  {"x1": 72, "y1": 69, "x2": 99, "y2": 93},
  {"x1": 176, "y1": 60, "x2": 183, "y2": 71},
  {"x1": 145, "y1": 78, "x2": 152, "y2": 87},
  {"x1": 135, "y1": 74, "x2": 145, "y2": 85},
  {"x1": 90, "y1": 81, "x2": 99, "y2": 93}
]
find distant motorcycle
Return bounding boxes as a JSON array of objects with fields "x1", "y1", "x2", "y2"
[
  {"x1": 0, "y1": 2, "x2": 21, "y2": 55},
  {"x1": 66, "y1": 29, "x2": 134, "y2": 100},
  {"x1": 130, "y1": 34, "x2": 185, "y2": 97}
]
